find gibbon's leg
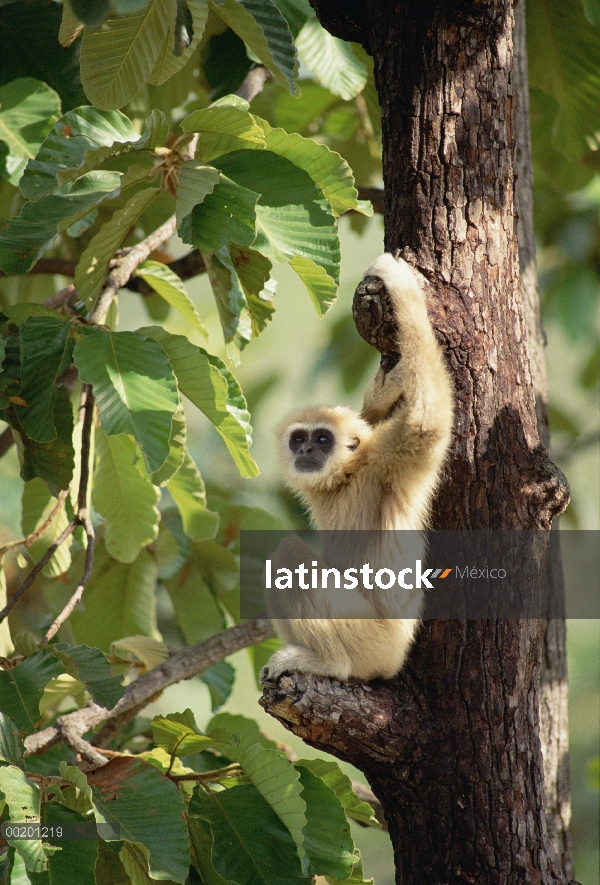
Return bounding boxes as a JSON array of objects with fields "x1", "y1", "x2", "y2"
[
  {"x1": 260, "y1": 643, "x2": 352, "y2": 684},
  {"x1": 353, "y1": 254, "x2": 454, "y2": 524}
]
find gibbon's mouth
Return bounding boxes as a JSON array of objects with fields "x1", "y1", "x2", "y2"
[{"x1": 295, "y1": 456, "x2": 323, "y2": 472}]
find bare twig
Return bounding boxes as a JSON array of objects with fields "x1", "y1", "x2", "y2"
[
  {"x1": 0, "y1": 258, "x2": 77, "y2": 278},
  {"x1": 237, "y1": 65, "x2": 272, "y2": 102},
  {"x1": 0, "y1": 518, "x2": 78, "y2": 622},
  {"x1": 0, "y1": 489, "x2": 70, "y2": 557},
  {"x1": 42, "y1": 386, "x2": 96, "y2": 643},
  {"x1": 0, "y1": 427, "x2": 14, "y2": 459},
  {"x1": 24, "y1": 618, "x2": 275, "y2": 757}
]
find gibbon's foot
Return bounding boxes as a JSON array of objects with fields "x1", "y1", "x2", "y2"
[{"x1": 352, "y1": 273, "x2": 401, "y2": 369}]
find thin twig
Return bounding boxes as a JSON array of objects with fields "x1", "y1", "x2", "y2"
[
  {"x1": 42, "y1": 387, "x2": 96, "y2": 643},
  {"x1": 0, "y1": 519, "x2": 78, "y2": 622},
  {"x1": 0, "y1": 489, "x2": 70, "y2": 556},
  {"x1": 0, "y1": 427, "x2": 14, "y2": 459}
]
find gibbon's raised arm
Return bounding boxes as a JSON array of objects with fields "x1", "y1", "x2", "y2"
[{"x1": 262, "y1": 253, "x2": 454, "y2": 683}]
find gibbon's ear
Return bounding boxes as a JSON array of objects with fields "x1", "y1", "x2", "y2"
[{"x1": 347, "y1": 437, "x2": 360, "y2": 451}]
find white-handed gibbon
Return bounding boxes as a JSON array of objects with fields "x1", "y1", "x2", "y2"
[{"x1": 261, "y1": 254, "x2": 454, "y2": 683}]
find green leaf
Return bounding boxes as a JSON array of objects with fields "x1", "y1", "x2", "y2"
[
  {"x1": 0, "y1": 713, "x2": 24, "y2": 765},
  {"x1": 10, "y1": 385, "x2": 75, "y2": 495},
  {"x1": 69, "y1": 543, "x2": 160, "y2": 651},
  {"x1": 188, "y1": 816, "x2": 230, "y2": 885},
  {"x1": 21, "y1": 478, "x2": 72, "y2": 576},
  {"x1": 47, "y1": 643, "x2": 125, "y2": 709},
  {"x1": 73, "y1": 327, "x2": 179, "y2": 473},
  {"x1": 21, "y1": 106, "x2": 166, "y2": 200},
  {"x1": 80, "y1": 1, "x2": 174, "y2": 110},
  {"x1": 135, "y1": 259, "x2": 209, "y2": 336},
  {"x1": 110, "y1": 634, "x2": 169, "y2": 669},
  {"x1": 139, "y1": 326, "x2": 259, "y2": 477},
  {"x1": 152, "y1": 709, "x2": 216, "y2": 755},
  {"x1": 179, "y1": 172, "x2": 259, "y2": 252},
  {"x1": 289, "y1": 254, "x2": 338, "y2": 315},
  {"x1": 181, "y1": 104, "x2": 266, "y2": 162},
  {"x1": 174, "y1": 162, "x2": 220, "y2": 228},
  {"x1": 87, "y1": 757, "x2": 190, "y2": 882},
  {"x1": 297, "y1": 758, "x2": 381, "y2": 828},
  {"x1": 296, "y1": 17, "x2": 366, "y2": 100},
  {"x1": 92, "y1": 430, "x2": 160, "y2": 564},
  {"x1": 203, "y1": 245, "x2": 275, "y2": 360},
  {"x1": 202, "y1": 29, "x2": 253, "y2": 101},
  {"x1": 211, "y1": 149, "x2": 340, "y2": 307},
  {"x1": 150, "y1": 405, "x2": 186, "y2": 487},
  {"x1": 0, "y1": 170, "x2": 122, "y2": 274},
  {"x1": 0, "y1": 766, "x2": 47, "y2": 872},
  {"x1": 206, "y1": 712, "x2": 278, "y2": 758},
  {"x1": 75, "y1": 186, "x2": 161, "y2": 306},
  {"x1": 163, "y1": 559, "x2": 226, "y2": 643},
  {"x1": 38, "y1": 802, "x2": 98, "y2": 885},
  {"x1": 527, "y1": 0, "x2": 600, "y2": 157},
  {"x1": 295, "y1": 765, "x2": 355, "y2": 879},
  {"x1": 585, "y1": 0, "x2": 600, "y2": 24},
  {"x1": 200, "y1": 660, "x2": 235, "y2": 710},
  {"x1": 149, "y1": 0, "x2": 209, "y2": 86},
  {"x1": 0, "y1": 651, "x2": 63, "y2": 734},
  {"x1": 0, "y1": 79, "x2": 61, "y2": 186},
  {"x1": 17, "y1": 317, "x2": 73, "y2": 442},
  {"x1": 239, "y1": 744, "x2": 307, "y2": 868},
  {"x1": 326, "y1": 852, "x2": 373, "y2": 885},
  {"x1": 167, "y1": 448, "x2": 219, "y2": 541},
  {"x1": 189, "y1": 783, "x2": 310, "y2": 884},
  {"x1": 211, "y1": 0, "x2": 298, "y2": 94},
  {"x1": 259, "y1": 118, "x2": 370, "y2": 218}
]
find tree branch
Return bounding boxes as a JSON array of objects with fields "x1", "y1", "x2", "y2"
[
  {"x1": 24, "y1": 618, "x2": 274, "y2": 757},
  {"x1": 0, "y1": 489, "x2": 69, "y2": 556}
]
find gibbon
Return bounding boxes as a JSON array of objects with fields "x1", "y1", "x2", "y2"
[{"x1": 261, "y1": 254, "x2": 454, "y2": 683}]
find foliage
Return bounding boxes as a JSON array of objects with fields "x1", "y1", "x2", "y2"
[{"x1": 0, "y1": 0, "x2": 598, "y2": 882}]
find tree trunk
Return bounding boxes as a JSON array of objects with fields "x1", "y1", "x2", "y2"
[{"x1": 261, "y1": 2, "x2": 571, "y2": 882}]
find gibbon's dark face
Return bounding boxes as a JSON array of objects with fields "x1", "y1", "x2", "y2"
[{"x1": 289, "y1": 427, "x2": 334, "y2": 472}]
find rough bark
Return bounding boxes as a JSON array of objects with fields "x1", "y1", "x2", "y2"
[
  {"x1": 262, "y1": 2, "x2": 572, "y2": 883},
  {"x1": 513, "y1": 2, "x2": 573, "y2": 876}
]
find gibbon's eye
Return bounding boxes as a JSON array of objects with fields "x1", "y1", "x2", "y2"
[
  {"x1": 289, "y1": 431, "x2": 307, "y2": 452},
  {"x1": 314, "y1": 429, "x2": 334, "y2": 448},
  {"x1": 317, "y1": 435, "x2": 329, "y2": 445}
]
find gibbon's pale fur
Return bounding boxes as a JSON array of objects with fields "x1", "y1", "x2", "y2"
[{"x1": 262, "y1": 254, "x2": 454, "y2": 683}]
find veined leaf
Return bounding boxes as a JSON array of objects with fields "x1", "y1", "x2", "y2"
[
  {"x1": 179, "y1": 172, "x2": 259, "y2": 252},
  {"x1": 189, "y1": 783, "x2": 310, "y2": 885},
  {"x1": 0, "y1": 78, "x2": 61, "y2": 186},
  {"x1": 21, "y1": 478, "x2": 72, "y2": 577},
  {"x1": 163, "y1": 560, "x2": 226, "y2": 643},
  {"x1": 39, "y1": 802, "x2": 98, "y2": 885},
  {"x1": 92, "y1": 430, "x2": 160, "y2": 564},
  {"x1": 239, "y1": 744, "x2": 307, "y2": 870},
  {"x1": 259, "y1": 119, "x2": 371, "y2": 217},
  {"x1": 290, "y1": 255, "x2": 337, "y2": 316},
  {"x1": 21, "y1": 106, "x2": 167, "y2": 200},
  {"x1": 149, "y1": 0, "x2": 210, "y2": 85},
  {"x1": 175, "y1": 161, "x2": 220, "y2": 226},
  {"x1": 17, "y1": 316, "x2": 73, "y2": 442},
  {"x1": 297, "y1": 758, "x2": 381, "y2": 828},
  {"x1": 0, "y1": 651, "x2": 63, "y2": 734},
  {"x1": 152, "y1": 709, "x2": 218, "y2": 756},
  {"x1": 109, "y1": 635, "x2": 169, "y2": 669},
  {"x1": 181, "y1": 104, "x2": 267, "y2": 162},
  {"x1": 150, "y1": 405, "x2": 186, "y2": 486},
  {"x1": 213, "y1": 148, "x2": 339, "y2": 277},
  {"x1": 0, "y1": 766, "x2": 47, "y2": 873},
  {"x1": 80, "y1": 1, "x2": 173, "y2": 109},
  {"x1": 87, "y1": 757, "x2": 190, "y2": 883},
  {"x1": 295, "y1": 765, "x2": 355, "y2": 880},
  {"x1": 75, "y1": 185, "x2": 161, "y2": 306},
  {"x1": 167, "y1": 448, "x2": 219, "y2": 541},
  {"x1": 527, "y1": 0, "x2": 600, "y2": 157},
  {"x1": 296, "y1": 17, "x2": 367, "y2": 101},
  {"x1": 136, "y1": 258, "x2": 209, "y2": 335},
  {"x1": 69, "y1": 543, "x2": 160, "y2": 651},
  {"x1": 200, "y1": 660, "x2": 235, "y2": 710},
  {"x1": 206, "y1": 712, "x2": 278, "y2": 758},
  {"x1": 211, "y1": 0, "x2": 298, "y2": 93},
  {"x1": 0, "y1": 713, "x2": 23, "y2": 766},
  {"x1": 188, "y1": 815, "x2": 231, "y2": 885},
  {"x1": 0, "y1": 170, "x2": 122, "y2": 274},
  {"x1": 11, "y1": 384, "x2": 75, "y2": 495},
  {"x1": 139, "y1": 325, "x2": 259, "y2": 477},
  {"x1": 73, "y1": 327, "x2": 179, "y2": 473},
  {"x1": 48, "y1": 642, "x2": 125, "y2": 709},
  {"x1": 271, "y1": 0, "x2": 311, "y2": 36}
]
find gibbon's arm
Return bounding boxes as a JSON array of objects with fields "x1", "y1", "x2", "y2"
[{"x1": 354, "y1": 254, "x2": 454, "y2": 526}]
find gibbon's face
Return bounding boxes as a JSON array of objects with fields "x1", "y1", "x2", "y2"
[{"x1": 289, "y1": 427, "x2": 335, "y2": 472}]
